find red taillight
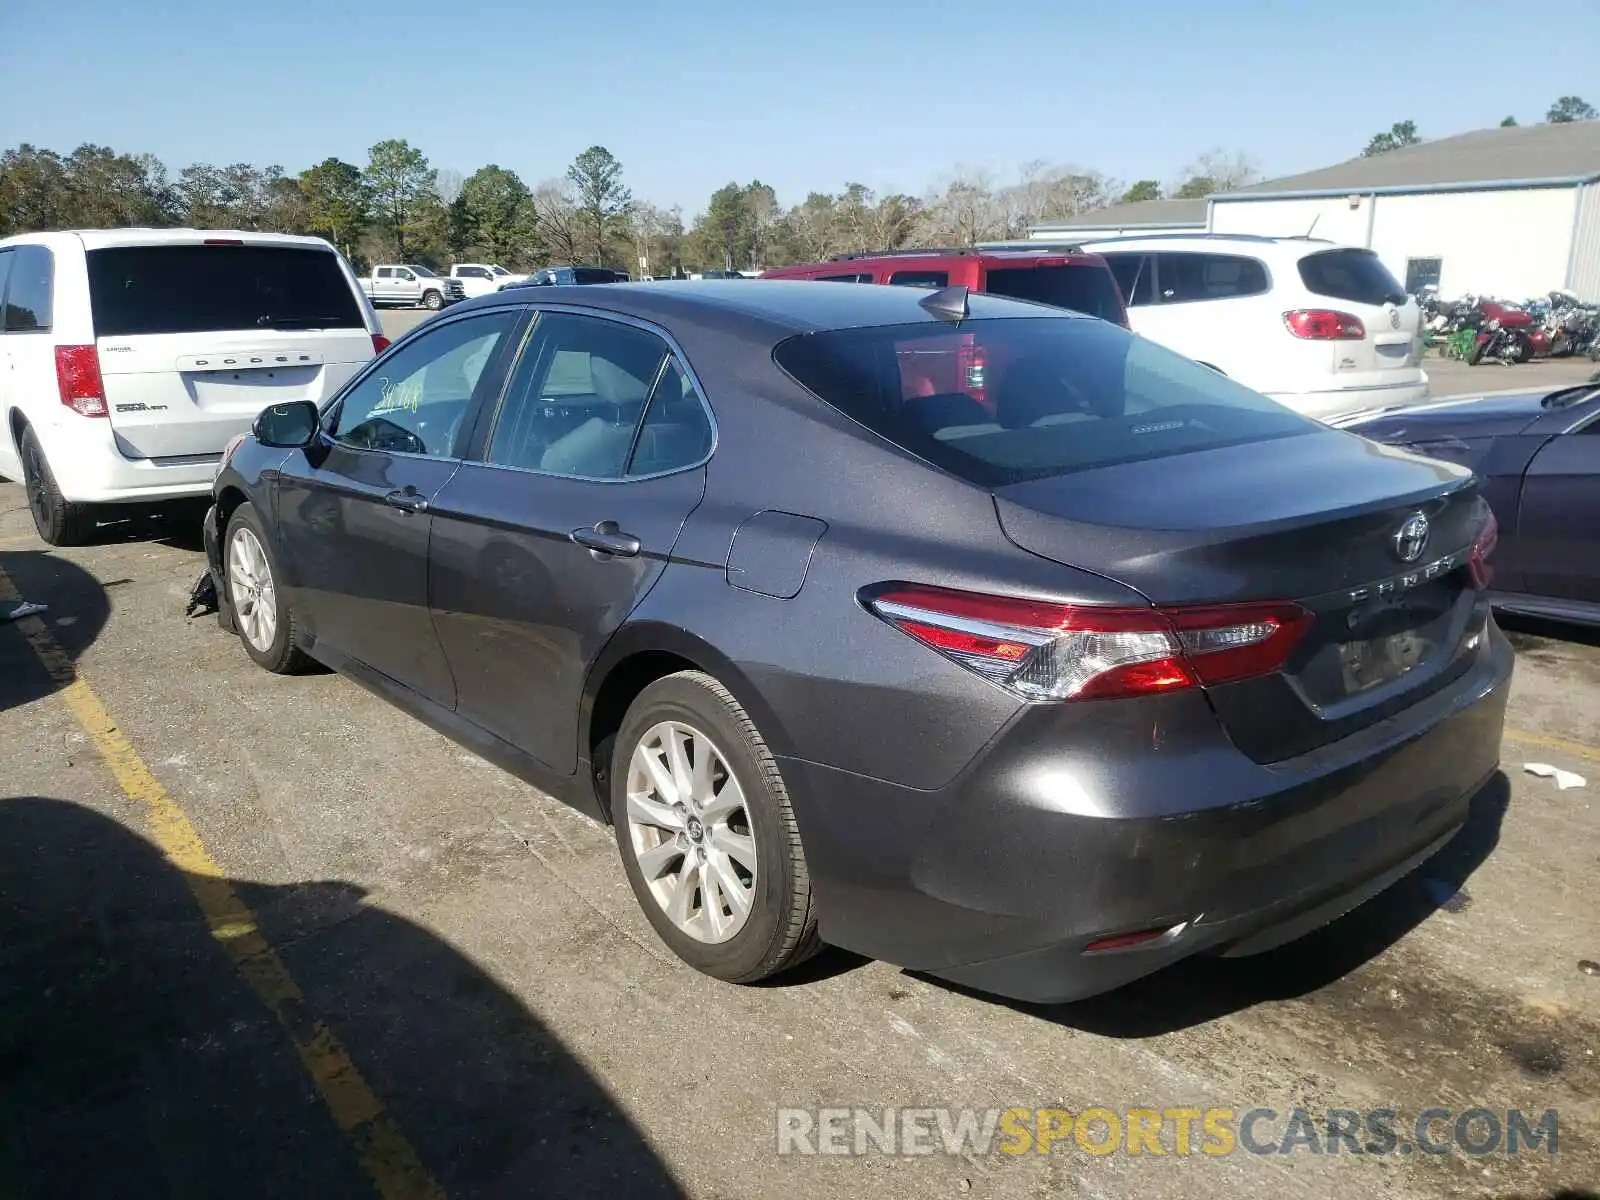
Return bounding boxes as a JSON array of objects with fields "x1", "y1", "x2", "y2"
[
  {"x1": 54, "y1": 345, "x2": 108, "y2": 418},
  {"x1": 1084, "y1": 927, "x2": 1174, "y2": 954},
  {"x1": 1469, "y1": 512, "x2": 1498, "y2": 589},
  {"x1": 371, "y1": 333, "x2": 392, "y2": 355},
  {"x1": 865, "y1": 584, "x2": 1310, "y2": 702},
  {"x1": 958, "y1": 340, "x2": 988, "y2": 405},
  {"x1": 1284, "y1": 309, "x2": 1366, "y2": 340}
]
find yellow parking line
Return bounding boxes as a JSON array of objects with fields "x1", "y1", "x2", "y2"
[
  {"x1": 0, "y1": 566, "x2": 444, "y2": 1200},
  {"x1": 1503, "y1": 727, "x2": 1600, "y2": 765}
]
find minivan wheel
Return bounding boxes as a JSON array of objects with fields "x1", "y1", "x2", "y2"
[
  {"x1": 19, "y1": 426, "x2": 96, "y2": 546},
  {"x1": 421, "y1": 290, "x2": 443, "y2": 310},
  {"x1": 611, "y1": 671, "x2": 821, "y2": 983},
  {"x1": 225, "y1": 502, "x2": 310, "y2": 674}
]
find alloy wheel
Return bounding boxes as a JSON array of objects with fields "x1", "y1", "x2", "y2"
[
  {"x1": 625, "y1": 720, "x2": 758, "y2": 944},
  {"x1": 227, "y1": 525, "x2": 278, "y2": 652}
]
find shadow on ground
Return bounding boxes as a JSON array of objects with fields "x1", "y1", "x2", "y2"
[
  {"x1": 0, "y1": 551, "x2": 109, "y2": 714},
  {"x1": 0, "y1": 796, "x2": 683, "y2": 1199},
  {"x1": 936, "y1": 772, "x2": 1511, "y2": 1038}
]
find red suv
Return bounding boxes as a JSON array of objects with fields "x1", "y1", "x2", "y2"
[
  {"x1": 761, "y1": 246, "x2": 1128, "y2": 326},
  {"x1": 764, "y1": 246, "x2": 1128, "y2": 410}
]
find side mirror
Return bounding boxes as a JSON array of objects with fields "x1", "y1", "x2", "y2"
[{"x1": 253, "y1": 400, "x2": 321, "y2": 449}]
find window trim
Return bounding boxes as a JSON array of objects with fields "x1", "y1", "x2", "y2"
[
  {"x1": 470, "y1": 303, "x2": 719, "y2": 484},
  {"x1": 319, "y1": 304, "x2": 529, "y2": 463},
  {"x1": 1152, "y1": 251, "x2": 1272, "y2": 305}
]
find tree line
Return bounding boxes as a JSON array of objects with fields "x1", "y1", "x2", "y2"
[{"x1": 0, "y1": 138, "x2": 1267, "y2": 276}]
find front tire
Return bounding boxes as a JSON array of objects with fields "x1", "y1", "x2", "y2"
[
  {"x1": 421, "y1": 290, "x2": 443, "y2": 311},
  {"x1": 224, "y1": 502, "x2": 310, "y2": 674},
  {"x1": 610, "y1": 671, "x2": 821, "y2": 983},
  {"x1": 19, "y1": 426, "x2": 96, "y2": 546}
]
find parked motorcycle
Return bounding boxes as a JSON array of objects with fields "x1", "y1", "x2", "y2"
[{"x1": 1466, "y1": 299, "x2": 1548, "y2": 365}]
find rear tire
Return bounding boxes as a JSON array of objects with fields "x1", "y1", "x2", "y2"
[
  {"x1": 19, "y1": 426, "x2": 96, "y2": 546},
  {"x1": 421, "y1": 290, "x2": 443, "y2": 311},
  {"x1": 224, "y1": 502, "x2": 311, "y2": 674},
  {"x1": 610, "y1": 671, "x2": 821, "y2": 984}
]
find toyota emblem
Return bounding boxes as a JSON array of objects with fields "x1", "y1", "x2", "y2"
[
  {"x1": 1389, "y1": 309, "x2": 1401, "y2": 330},
  {"x1": 1393, "y1": 513, "x2": 1430, "y2": 563}
]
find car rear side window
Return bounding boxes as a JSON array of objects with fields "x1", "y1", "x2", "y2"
[
  {"x1": 774, "y1": 317, "x2": 1313, "y2": 486},
  {"x1": 1102, "y1": 253, "x2": 1154, "y2": 307},
  {"x1": 87, "y1": 245, "x2": 365, "y2": 337},
  {"x1": 888, "y1": 270, "x2": 948, "y2": 289},
  {"x1": 982, "y1": 265, "x2": 1126, "y2": 322},
  {"x1": 4, "y1": 245, "x2": 54, "y2": 332},
  {"x1": 817, "y1": 273, "x2": 873, "y2": 283},
  {"x1": 1298, "y1": 248, "x2": 1406, "y2": 306},
  {"x1": 487, "y1": 312, "x2": 672, "y2": 479},
  {"x1": 1156, "y1": 253, "x2": 1269, "y2": 303}
]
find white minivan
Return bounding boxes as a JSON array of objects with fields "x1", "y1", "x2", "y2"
[
  {"x1": 1079, "y1": 235, "x2": 1430, "y2": 421},
  {"x1": 0, "y1": 229, "x2": 385, "y2": 545}
]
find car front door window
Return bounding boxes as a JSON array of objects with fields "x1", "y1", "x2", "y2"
[{"x1": 331, "y1": 312, "x2": 518, "y2": 458}]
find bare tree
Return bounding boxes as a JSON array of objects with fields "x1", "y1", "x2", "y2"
[
  {"x1": 1172, "y1": 148, "x2": 1260, "y2": 198},
  {"x1": 434, "y1": 168, "x2": 464, "y2": 205},
  {"x1": 918, "y1": 167, "x2": 1000, "y2": 246},
  {"x1": 532, "y1": 180, "x2": 581, "y2": 264}
]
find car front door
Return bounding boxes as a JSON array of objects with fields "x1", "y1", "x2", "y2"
[
  {"x1": 1514, "y1": 403, "x2": 1600, "y2": 606},
  {"x1": 273, "y1": 308, "x2": 524, "y2": 704},
  {"x1": 427, "y1": 308, "x2": 713, "y2": 771}
]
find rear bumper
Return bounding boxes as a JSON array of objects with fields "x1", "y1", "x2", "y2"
[
  {"x1": 1265, "y1": 376, "x2": 1432, "y2": 422},
  {"x1": 30, "y1": 418, "x2": 219, "y2": 504},
  {"x1": 780, "y1": 617, "x2": 1512, "y2": 1004}
]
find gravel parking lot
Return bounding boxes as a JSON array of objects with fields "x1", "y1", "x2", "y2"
[{"x1": 2, "y1": 338, "x2": 1598, "y2": 1198}]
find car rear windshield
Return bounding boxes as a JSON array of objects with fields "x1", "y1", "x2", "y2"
[
  {"x1": 572, "y1": 268, "x2": 623, "y2": 284},
  {"x1": 1297, "y1": 248, "x2": 1407, "y2": 307},
  {"x1": 773, "y1": 317, "x2": 1314, "y2": 486},
  {"x1": 87, "y1": 245, "x2": 365, "y2": 337},
  {"x1": 982, "y1": 264, "x2": 1127, "y2": 324}
]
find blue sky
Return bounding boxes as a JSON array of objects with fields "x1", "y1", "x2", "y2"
[{"x1": 4, "y1": 0, "x2": 1597, "y2": 215}]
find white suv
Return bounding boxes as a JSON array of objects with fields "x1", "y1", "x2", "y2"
[
  {"x1": 0, "y1": 229, "x2": 384, "y2": 544},
  {"x1": 1080, "y1": 235, "x2": 1429, "y2": 421}
]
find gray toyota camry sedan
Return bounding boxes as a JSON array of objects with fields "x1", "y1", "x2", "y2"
[{"x1": 202, "y1": 280, "x2": 1511, "y2": 1004}]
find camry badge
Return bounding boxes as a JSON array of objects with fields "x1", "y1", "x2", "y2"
[{"x1": 1393, "y1": 513, "x2": 1430, "y2": 563}]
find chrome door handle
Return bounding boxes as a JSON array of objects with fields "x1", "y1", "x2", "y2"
[
  {"x1": 384, "y1": 487, "x2": 428, "y2": 514},
  {"x1": 569, "y1": 521, "x2": 641, "y2": 558}
]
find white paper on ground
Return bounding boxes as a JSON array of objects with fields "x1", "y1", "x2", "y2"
[{"x1": 1522, "y1": 762, "x2": 1587, "y2": 790}]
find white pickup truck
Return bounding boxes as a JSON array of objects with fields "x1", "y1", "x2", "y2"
[
  {"x1": 448, "y1": 263, "x2": 528, "y2": 298},
  {"x1": 357, "y1": 265, "x2": 467, "y2": 310}
]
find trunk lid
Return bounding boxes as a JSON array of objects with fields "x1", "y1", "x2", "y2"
[
  {"x1": 1296, "y1": 247, "x2": 1425, "y2": 391},
  {"x1": 86, "y1": 241, "x2": 373, "y2": 459},
  {"x1": 96, "y1": 332, "x2": 372, "y2": 458},
  {"x1": 994, "y1": 430, "x2": 1490, "y2": 761}
]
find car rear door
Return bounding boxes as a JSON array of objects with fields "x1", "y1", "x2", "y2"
[
  {"x1": 427, "y1": 308, "x2": 712, "y2": 772},
  {"x1": 273, "y1": 307, "x2": 525, "y2": 705},
  {"x1": 86, "y1": 242, "x2": 375, "y2": 459},
  {"x1": 1512, "y1": 404, "x2": 1600, "y2": 606},
  {"x1": 1295, "y1": 247, "x2": 1425, "y2": 391}
]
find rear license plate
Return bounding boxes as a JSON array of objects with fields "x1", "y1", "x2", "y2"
[{"x1": 1339, "y1": 629, "x2": 1430, "y2": 693}]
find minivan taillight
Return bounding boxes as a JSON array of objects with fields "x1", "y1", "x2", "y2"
[
  {"x1": 1284, "y1": 309, "x2": 1365, "y2": 340},
  {"x1": 372, "y1": 333, "x2": 392, "y2": 355},
  {"x1": 864, "y1": 584, "x2": 1310, "y2": 702},
  {"x1": 55, "y1": 346, "x2": 108, "y2": 418},
  {"x1": 1469, "y1": 512, "x2": 1498, "y2": 589}
]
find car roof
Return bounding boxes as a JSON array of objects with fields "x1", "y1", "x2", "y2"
[
  {"x1": 1075, "y1": 233, "x2": 1349, "y2": 258},
  {"x1": 0, "y1": 228, "x2": 339, "y2": 252},
  {"x1": 450, "y1": 278, "x2": 1083, "y2": 334},
  {"x1": 773, "y1": 246, "x2": 1108, "y2": 271}
]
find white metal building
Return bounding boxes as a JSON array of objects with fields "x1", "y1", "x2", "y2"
[{"x1": 1033, "y1": 122, "x2": 1600, "y2": 300}]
